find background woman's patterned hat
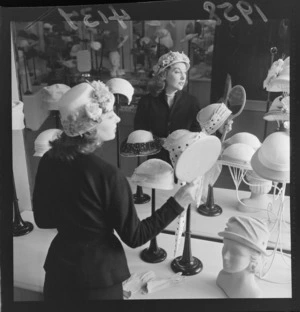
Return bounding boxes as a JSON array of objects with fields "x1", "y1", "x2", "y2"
[
  {"x1": 153, "y1": 51, "x2": 190, "y2": 76},
  {"x1": 120, "y1": 130, "x2": 161, "y2": 157},
  {"x1": 58, "y1": 81, "x2": 115, "y2": 137}
]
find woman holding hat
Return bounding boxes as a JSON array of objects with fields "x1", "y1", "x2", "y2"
[
  {"x1": 134, "y1": 51, "x2": 202, "y2": 164},
  {"x1": 33, "y1": 80, "x2": 199, "y2": 302}
]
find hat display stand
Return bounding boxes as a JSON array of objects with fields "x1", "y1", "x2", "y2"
[
  {"x1": 140, "y1": 189, "x2": 167, "y2": 263},
  {"x1": 133, "y1": 156, "x2": 151, "y2": 204},
  {"x1": 171, "y1": 136, "x2": 221, "y2": 276},
  {"x1": 263, "y1": 47, "x2": 278, "y2": 139},
  {"x1": 197, "y1": 183, "x2": 222, "y2": 216}
]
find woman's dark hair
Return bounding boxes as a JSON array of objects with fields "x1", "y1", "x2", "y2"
[
  {"x1": 146, "y1": 69, "x2": 169, "y2": 97},
  {"x1": 48, "y1": 128, "x2": 100, "y2": 161}
]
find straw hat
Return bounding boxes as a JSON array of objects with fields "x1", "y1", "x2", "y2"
[
  {"x1": 219, "y1": 216, "x2": 270, "y2": 255},
  {"x1": 34, "y1": 129, "x2": 63, "y2": 157},
  {"x1": 106, "y1": 78, "x2": 134, "y2": 105},
  {"x1": 263, "y1": 95, "x2": 289, "y2": 122},
  {"x1": 197, "y1": 103, "x2": 232, "y2": 135},
  {"x1": 223, "y1": 132, "x2": 261, "y2": 150},
  {"x1": 251, "y1": 131, "x2": 290, "y2": 183},
  {"x1": 219, "y1": 143, "x2": 256, "y2": 170},
  {"x1": 152, "y1": 51, "x2": 190, "y2": 76},
  {"x1": 41, "y1": 84, "x2": 71, "y2": 111},
  {"x1": 131, "y1": 159, "x2": 175, "y2": 190},
  {"x1": 58, "y1": 81, "x2": 115, "y2": 137},
  {"x1": 163, "y1": 129, "x2": 205, "y2": 168},
  {"x1": 120, "y1": 130, "x2": 161, "y2": 157}
]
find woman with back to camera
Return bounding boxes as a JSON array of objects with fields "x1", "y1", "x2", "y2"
[
  {"x1": 32, "y1": 80, "x2": 198, "y2": 303},
  {"x1": 134, "y1": 51, "x2": 202, "y2": 164}
]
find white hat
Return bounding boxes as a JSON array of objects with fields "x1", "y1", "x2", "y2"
[
  {"x1": 41, "y1": 84, "x2": 71, "y2": 111},
  {"x1": 263, "y1": 57, "x2": 290, "y2": 93},
  {"x1": 58, "y1": 81, "x2": 115, "y2": 137},
  {"x1": 197, "y1": 103, "x2": 232, "y2": 135},
  {"x1": 224, "y1": 132, "x2": 261, "y2": 150},
  {"x1": 106, "y1": 78, "x2": 134, "y2": 104},
  {"x1": 163, "y1": 130, "x2": 205, "y2": 168},
  {"x1": 263, "y1": 95, "x2": 289, "y2": 122},
  {"x1": 175, "y1": 135, "x2": 221, "y2": 183},
  {"x1": 90, "y1": 41, "x2": 102, "y2": 51},
  {"x1": 12, "y1": 100, "x2": 25, "y2": 130},
  {"x1": 219, "y1": 143, "x2": 256, "y2": 170},
  {"x1": 34, "y1": 129, "x2": 63, "y2": 157},
  {"x1": 153, "y1": 51, "x2": 190, "y2": 76},
  {"x1": 120, "y1": 130, "x2": 161, "y2": 157},
  {"x1": 219, "y1": 216, "x2": 270, "y2": 255},
  {"x1": 251, "y1": 131, "x2": 290, "y2": 183},
  {"x1": 131, "y1": 159, "x2": 174, "y2": 190}
]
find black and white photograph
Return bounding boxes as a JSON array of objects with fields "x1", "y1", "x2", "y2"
[{"x1": 1, "y1": 0, "x2": 299, "y2": 311}]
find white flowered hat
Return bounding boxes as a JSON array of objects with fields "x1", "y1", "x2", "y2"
[
  {"x1": 106, "y1": 78, "x2": 134, "y2": 104},
  {"x1": 131, "y1": 159, "x2": 175, "y2": 190},
  {"x1": 218, "y1": 216, "x2": 270, "y2": 255},
  {"x1": 263, "y1": 95, "x2": 289, "y2": 122},
  {"x1": 163, "y1": 129, "x2": 205, "y2": 168},
  {"x1": 263, "y1": 57, "x2": 290, "y2": 93},
  {"x1": 153, "y1": 51, "x2": 190, "y2": 76},
  {"x1": 197, "y1": 103, "x2": 232, "y2": 135},
  {"x1": 58, "y1": 81, "x2": 115, "y2": 137},
  {"x1": 41, "y1": 84, "x2": 71, "y2": 111},
  {"x1": 34, "y1": 129, "x2": 63, "y2": 157}
]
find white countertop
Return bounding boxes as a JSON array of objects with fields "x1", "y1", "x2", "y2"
[{"x1": 14, "y1": 211, "x2": 291, "y2": 299}]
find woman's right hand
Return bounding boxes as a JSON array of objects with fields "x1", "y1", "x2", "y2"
[{"x1": 173, "y1": 179, "x2": 200, "y2": 210}]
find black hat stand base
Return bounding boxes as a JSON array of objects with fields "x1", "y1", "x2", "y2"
[
  {"x1": 140, "y1": 189, "x2": 167, "y2": 263},
  {"x1": 171, "y1": 205, "x2": 203, "y2": 276},
  {"x1": 197, "y1": 184, "x2": 222, "y2": 217},
  {"x1": 133, "y1": 156, "x2": 150, "y2": 204}
]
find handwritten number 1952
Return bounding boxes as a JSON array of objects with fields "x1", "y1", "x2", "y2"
[{"x1": 203, "y1": 1, "x2": 268, "y2": 25}]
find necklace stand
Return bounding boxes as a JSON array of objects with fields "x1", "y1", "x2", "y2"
[
  {"x1": 171, "y1": 205, "x2": 203, "y2": 275},
  {"x1": 197, "y1": 184, "x2": 222, "y2": 216},
  {"x1": 133, "y1": 156, "x2": 151, "y2": 204},
  {"x1": 140, "y1": 189, "x2": 167, "y2": 263}
]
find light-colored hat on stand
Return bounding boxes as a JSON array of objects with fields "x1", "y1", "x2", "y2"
[
  {"x1": 58, "y1": 81, "x2": 115, "y2": 137},
  {"x1": 131, "y1": 159, "x2": 175, "y2": 190},
  {"x1": 120, "y1": 130, "x2": 161, "y2": 157},
  {"x1": 163, "y1": 129, "x2": 205, "y2": 168},
  {"x1": 197, "y1": 103, "x2": 232, "y2": 135},
  {"x1": 263, "y1": 57, "x2": 290, "y2": 93},
  {"x1": 263, "y1": 95, "x2": 289, "y2": 122},
  {"x1": 34, "y1": 129, "x2": 63, "y2": 157},
  {"x1": 218, "y1": 216, "x2": 270, "y2": 255},
  {"x1": 223, "y1": 132, "x2": 261, "y2": 150},
  {"x1": 41, "y1": 84, "x2": 71, "y2": 111},
  {"x1": 219, "y1": 143, "x2": 256, "y2": 170},
  {"x1": 251, "y1": 131, "x2": 290, "y2": 183},
  {"x1": 153, "y1": 51, "x2": 190, "y2": 76},
  {"x1": 12, "y1": 100, "x2": 25, "y2": 130},
  {"x1": 106, "y1": 78, "x2": 135, "y2": 104}
]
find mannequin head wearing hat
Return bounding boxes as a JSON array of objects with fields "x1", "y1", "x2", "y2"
[
  {"x1": 216, "y1": 216, "x2": 270, "y2": 298},
  {"x1": 148, "y1": 51, "x2": 190, "y2": 97},
  {"x1": 48, "y1": 81, "x2": 120, "y2": 160}
]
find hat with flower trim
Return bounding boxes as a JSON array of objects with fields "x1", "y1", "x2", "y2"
[
  {"x1": 153, "y1": 51, "x2": 190, "y2": 76},
  {"x1": 58, "y1": 81, "x2": 115, "y2": 137}
]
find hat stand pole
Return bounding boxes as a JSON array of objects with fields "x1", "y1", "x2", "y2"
[
  {"x1": 133, "y1": 156, "x2": 151, "y2": 204},
  {"x1": 263, "y1": 47, "x2": 278, "y2": 139},
  {"x1": 197, "y1": 183, "x2": 222, "y2": 216},
  {"x1": 140, "y1": 188, "x2": 167, "y2": 263},
  {"x1": 23, "y1": 53, "x2": 32, "y2": 95},
  {"x1": 171, "y1": 204, "x2": 203, "y2": 275},
  {"x1": 13, "y1": 173, "x2": 34, "y2": 236},
  {"x1": 115, "y1": 94, "x2": 121, "y2": 169}
]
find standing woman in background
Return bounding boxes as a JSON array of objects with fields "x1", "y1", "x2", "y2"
[
  {"x1": 33, "y1": 80, "x2": 198, "y2": 303},
  {"x1": 134, "y1": 51, "x2": 202, "y2": 164}
]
